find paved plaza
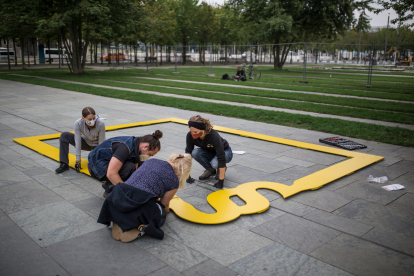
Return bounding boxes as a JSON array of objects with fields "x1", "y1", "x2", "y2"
[{"x1": 0, "y1": 78, "x2": 414, "y2": 276}]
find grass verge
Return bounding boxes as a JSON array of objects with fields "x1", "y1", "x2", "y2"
[{"x1": 1, "y1": 73, "x2": 413, "y2": 147}]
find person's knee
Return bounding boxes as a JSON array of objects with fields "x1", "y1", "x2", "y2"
[
  {"x1": 191, "y1": 148, "x2": 202, "y2": 159},
  {"x1": 59, "y1": 132, "x2": 72, "y2": 142},
  {"x1": 211, "y1": 159, "x2": 219, "y2": 170}
]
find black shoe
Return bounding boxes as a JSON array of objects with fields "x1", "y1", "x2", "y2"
[
  {"x1": 199, "y1": 169, "x2": 216, "y2": 180},
  {"x1": 103, "y1": 191, "x2": 109, "y2": 198},
  {"x1": 215, "y1": 167, "x2": 227, "y2": 180},
  {"x1": 55, "y1": 162, "x2": 69, "y2": 173}
]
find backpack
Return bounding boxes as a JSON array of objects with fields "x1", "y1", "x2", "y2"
[{"x1": 222, "y1": 74, "x2": 230, "y2": 80}]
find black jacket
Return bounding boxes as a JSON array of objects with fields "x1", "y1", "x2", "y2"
[
  {"x1": 236, "y1": 69, "x2": 246, "y2": 78},
  {"x1": 185, "y1": 129, "x2": 230, "y2": 168},
  {"x1": 97, "y1": 183, "x2": 164, "y2": 240}
]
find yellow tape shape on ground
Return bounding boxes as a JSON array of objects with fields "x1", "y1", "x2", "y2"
[{"x1": 13, "y1": 117, "x2": 384, "y2": 225}]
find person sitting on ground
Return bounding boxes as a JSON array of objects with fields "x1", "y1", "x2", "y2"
[
  {"x1": 233, "y1": 66, "x2": 246, "y2": 81},
  {"x1": 88, "y1": 130, "x2": 163, "y2": 198},
  {"x1": 185, "y1": 115, "x2": 233, "y2": 189},
  {"x1": 97, "y1": 154, "x2": 192, "y2": 242},
  {"x1": 55, "y1": 107, "x2": 106, "y2": 174}
]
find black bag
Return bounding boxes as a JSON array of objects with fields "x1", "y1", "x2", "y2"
[{"x1": 222, "y1": 74, "x2": 230, "y2": 80}]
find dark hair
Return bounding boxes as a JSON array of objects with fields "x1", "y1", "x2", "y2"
[
  {"x1": 140, "y1": 130, "x2": 163, "y2": 151},
  {"x1": 82, "y1": 107, "x2": 95, "y2": 118}
]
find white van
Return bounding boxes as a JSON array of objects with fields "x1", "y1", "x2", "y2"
[
  {"x1": 0, "y1": 47, "x2": 15, "y2": 63},
  {"x1": 44, "y1": 48, "x2": 67, "y2": 62}
]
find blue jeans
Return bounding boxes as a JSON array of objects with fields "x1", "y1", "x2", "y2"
[{"x1": 191, "y1": 147, "x2": 233, "y2": 171}]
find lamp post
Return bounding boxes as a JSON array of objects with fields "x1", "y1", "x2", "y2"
[{"x1": 385, "y1": 13, "x2": 390, "y2": 58}]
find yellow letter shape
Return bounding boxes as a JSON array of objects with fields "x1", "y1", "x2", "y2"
[{"x1": 13, "y1": 117, "x2": 384, "y2": 225}]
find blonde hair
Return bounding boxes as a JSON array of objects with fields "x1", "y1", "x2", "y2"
[
  {"x1": 167, "y1": 154, "x2": 192, "y2": 190},
  {"x1": 189, "y1": 115, "x2": 213, "y2": 134}
]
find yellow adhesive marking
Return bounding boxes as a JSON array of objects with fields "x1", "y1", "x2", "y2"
[{"x1": 13, "y1": 117, "x2": 384, "y2": 224}]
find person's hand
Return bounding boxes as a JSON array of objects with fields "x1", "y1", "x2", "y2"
[
  {"x1": 213, "y1": 179, "x2": 224, "y2": 189},
  {"x1": 75, "y1": 161, "x2": 81, "y2": 172},
  {"x1": 186, "y1": 175, "x2": 195, "y2": 184}
]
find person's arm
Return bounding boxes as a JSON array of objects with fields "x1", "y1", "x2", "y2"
[
  {"x1": 160, "y1": 189, "x2": 178, "y2": 213},
  {"x1": 98, "y1": 121, "x2": 106, "y2": 145},
  {"x1": 74, "y1": 121, "x2": 82, "y2": 162},
  {"x1": 106, "y1": 157, "x2": 124, "y2": 185},
  {"x1": 185, "y1": 132, "x2": 195, "y2": 154}
]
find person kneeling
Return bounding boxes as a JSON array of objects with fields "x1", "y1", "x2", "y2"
[
  {"x1": 88, "y1": 131, "x2": 163, "y2": 198},
  {"x1": 186, "y1": 115, "x2": 233, "y2": 189},
  {"x1": 97, "y1": 154, "x2": 192, "y2": 242}
]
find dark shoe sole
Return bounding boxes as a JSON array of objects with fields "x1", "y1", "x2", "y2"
[{"x1": 55, "y1": 167, "x2": 69, "y2": 174}]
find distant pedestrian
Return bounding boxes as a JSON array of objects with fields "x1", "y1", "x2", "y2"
[{"x1": 232, "y1": 66, "x2": 246, "y2": 81}]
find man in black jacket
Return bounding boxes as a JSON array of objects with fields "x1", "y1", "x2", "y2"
[{"x1": 233, "y1": 66, "x2": 246, "y2": 81}]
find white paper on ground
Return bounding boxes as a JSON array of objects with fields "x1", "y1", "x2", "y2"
[
  {"x1": 382, "y1": 184, "x2": 405, "y2": 191},
  {"x1": 232, "y1": 151, "x2": 246, "y2": 155}
]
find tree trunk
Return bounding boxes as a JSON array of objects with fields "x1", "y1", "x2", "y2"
[
  {"x1": 7, "y1": 39, "x2": 11, "y2": 70},
  {"x1": 21, "y1": 39, "x2": 25, "y2": 68},
  {"x1": 203, "y1": 44, "x2": 206, "y2": 65},
  {"x1": 100, "y1": 40, "x2": 103, "y2": 65},
  {"x1": 32, "y1": 38, "x2": 37, "y2": 65},
  {"x1": 58, "y1": 38, "x2": 61, "y2": 69},
  {"x1": 160, "y1": 45, "x2": 163, "y2": 66},
  {"x1": 27, "y1": 39, "x2": 30, "y2": 67},
  {"x1": 108, "y1": 41, "x2": 111, "y2": 66},
  {"x1": 13, "y1": 38, "x2": 17, "y2": 66}
]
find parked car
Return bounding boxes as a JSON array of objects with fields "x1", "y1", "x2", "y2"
[
  {"x1": 0, "y1": 47, "x2": 15, "y2": 62},
  {"x1": 101, "y1": 53, "x2": 126, "y2": 61}
]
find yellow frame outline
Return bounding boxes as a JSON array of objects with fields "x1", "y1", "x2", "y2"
[{"x1": 13, "y1": 117, "x2": 383, "y2": 224}]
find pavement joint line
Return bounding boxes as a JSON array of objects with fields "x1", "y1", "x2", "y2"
[
  {"x1": 102, "y1": 79, "x2": 412, "y2": 114},
  {"x1": 132, "y1": 76, "x2": 414, "y2": 104},
  {"x1": 9, "y1": 74, "x2": 414, "y2": 131}
]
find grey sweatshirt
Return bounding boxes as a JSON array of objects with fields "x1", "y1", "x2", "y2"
[{"x1": 74, "y1": 114, "x2": 106, "y2": 161}]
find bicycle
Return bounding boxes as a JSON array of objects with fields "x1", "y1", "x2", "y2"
[{"x1": 241, "y1": 63, "x2": 261, "y2": 80}]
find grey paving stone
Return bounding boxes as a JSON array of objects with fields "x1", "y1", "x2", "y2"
[
  {"x1": 0, "y1": 150, "x2": 26, "y2": 163},
  {"x1": 275, "y1": 156, "x2": 316, "y2": 168},
  {"x1": 232, "y1": 154, "x2": 295, "y2": 173},
  {"x1": 352, "y1": 163, "x2": 409, "y2": 181},
  {"x1": 32, "y1": 172, "x2": 72, "y2": 188},
  {"x1": 251, "y1": 213, "x2": 341, "y2": 254},
  {"x1": 282, "y1": 148, "x2": 347, "y2": 166},
  {"x1": 147, "y1": 266, "x2": 184, "y2": 276},
  {"x1": 387, "y1": 193, "x2": 414, "y2": 215},
  {"x1": 230, "y1": 206, "x2": 285, "y2": 230},
  {"x1": 291, "y1": 189, "x2": 355, "y2": 212},
  {"x1": 303, "y1": 209, "x2": 373, "y2": 236},
  {"x1": 366, "y1": 149, "x2": 401, "y2": 158},
  {"x1": 85, "y1": 207, "x2": 101, "y2": 219},
  {"x1": 22, "y1": 166, "x2": 52, "y2": 177},
  {"x1": 0, "y1": 128, "x2": 27, "y2": 139},
  {"x1": 0, "y1": 210, "x2": 15, "y2": 229},
  {"x1": 225, "y1": 164, "x2": 288, "y2": 184},
  {"x1": 0, "y1": 225, "x2": 69, "y2": 276},
  {"x1": 10, "y1": 200, "x2": 105, "y2": 247},
  {"x1": 71, "y1": 176, "x2": 106, "y2": 198},
  {"x1": 237, "y1": 139, "x2": 294, "y2": 155},
  {"x1": 166, "y1": 219, "x2": 272, "y2": 266},
  {"x1": 377, "y1": 157, "x2": 403, "y2": 167},
  {"x1": 183, "y1": 259, "x2": 238, "y2": 276},
  {"x1": 0, "y1": 180, "x2": 63, "y2": 214},
  {"x1": 229, "y1": 242, "x2": 352, "y2": 276},
  {"x1": 337, "y1": 181, "x2": 405, "y2": 205},
  {"x1": 145, "y1": 235, "x2": 208, "y2": 272},
  {"x1": 391, "y1": 172, "x2": 414, "y2": 193},
  {"x1": 334, "y1": 199, "x2": 414, "y2": 255},
  {"x1": 44, "y1": 227, "x2": 166, "y2": 276},
  {"x1": 270, "y1": 198, "x2": 315, "y2": 216},
  {"x1": 0, "y1": 166, "x2": 33, "y2": 187},
  {"x1": 11, "y1": 158, "x2": 43, "y2": 171},
  {"x1": 72, "y1": 196, "x2": 104, "y2": 212},
  {"x1": 51, "y1": 183, "x2": 95, "y2": 203},
  {"x1": 271, "y1": 164, "x2": 327, "y2": 182},
  {"x1": 325, "y1": 176, "x2": 358, "y2": 191},
  {"x1": 310, "y1": 233, "x2": 414, "y2": 276}
]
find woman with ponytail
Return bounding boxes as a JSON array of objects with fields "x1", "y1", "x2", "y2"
[
  {"x1": 98, "y1": 153, "x2": 192, "y2": 242},
  {"x1": 185, "y1": 115, "x2": 233, "y2": 189},
  {"x1": 88, "y1": 130, "x2": 163, "y2": 197}
]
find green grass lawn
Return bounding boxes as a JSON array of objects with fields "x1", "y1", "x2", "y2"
[{"x1": 1, "y1": 66, "x2": 413, "y2": 147}]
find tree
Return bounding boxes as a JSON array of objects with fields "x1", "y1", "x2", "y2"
[
  {"x1": 36, "y1": 0, "x2": 142, "y2": 74},
  {"x1": 171, "y1": 0, "x2": 198, "y2": 64},
  {"x1": 194, "y1": 2, "x2": 219, "y2": 64},
  {"x1": 230, "y1": 0, "x2": 357, "y2": 69},
  {"x1": 376, "y1": 0, "x2": 414, "y2": 27}
]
